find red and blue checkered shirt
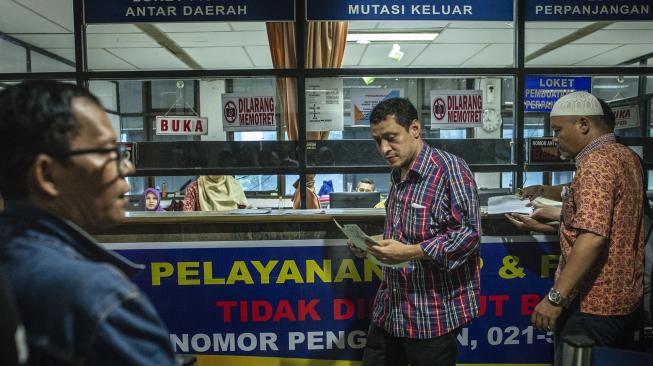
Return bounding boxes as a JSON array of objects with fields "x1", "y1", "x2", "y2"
[{"x1": 372, "y1": 143, "x2": 481, "y2": 338}]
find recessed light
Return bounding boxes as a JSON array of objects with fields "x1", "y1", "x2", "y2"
[{"x1": 347, "y1": 33, "x2": 439, "y2": 43}]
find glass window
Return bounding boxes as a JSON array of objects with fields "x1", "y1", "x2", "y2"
[
  {"x1": 342, "y1": 21, "x2": 514, "y2": 68},
  {"x1": 86, "y1": 22, "x2": 275, "y2": 71},
  {"x1": 0, "y1": 1, "x2": 75, "y2": 73},
  {"x1": 525, "y1": 21, "x2": 653, "y2": 67}
]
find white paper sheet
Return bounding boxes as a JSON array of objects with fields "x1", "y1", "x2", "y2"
[
  {"x1": 487, "y1": 195, "x2": 533, "y2": 215},
  {"x1": 333, "y1": 219, "x2": 410, "y2": 268}
]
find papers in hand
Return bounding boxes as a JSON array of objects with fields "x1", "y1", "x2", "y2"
[
  {"x1": 487, "y1": 195, "x2": 533, "y2": 215},
  {"x1": 333, "y1": 219, "x2": 410, "y2": 268}
]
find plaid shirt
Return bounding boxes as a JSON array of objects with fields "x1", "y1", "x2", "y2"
[{"x1": 372, "y1": 143, "x2": 481, "y2": 338}]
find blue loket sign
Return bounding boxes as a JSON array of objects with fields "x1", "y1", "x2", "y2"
[
  {"x1": 84, "y1": 0, "x2": 295, "y2": 24},
  {"x1": 307, "y1": 0, "x2": 514, "y2": 21},
  {"x1": 526, "y1": 0, "x2": 653, "y2": 21},
  {"x1": 524, "y1": 76, "x2": 592, "y2": 113}
]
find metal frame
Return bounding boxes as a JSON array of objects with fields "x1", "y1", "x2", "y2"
[{"x1": 2, "y1": 0, "x2": 653, "y2": 207}]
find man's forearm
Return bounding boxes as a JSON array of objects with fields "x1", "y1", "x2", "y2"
[
  {"x1": 553, "y1": 231, "x2": 606, "y2": 300},
  {"x1": 542, "y1": 185, "x2": 565, "y2": 201}
]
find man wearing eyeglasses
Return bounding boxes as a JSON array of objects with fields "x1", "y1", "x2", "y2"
[{"x1": 0, "y1": 81, "x2": 175, "y2": 365}]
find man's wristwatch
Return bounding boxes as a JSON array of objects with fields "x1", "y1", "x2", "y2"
[{"x1": 547, "y1": 287, "x2": 565, "y2": 306}]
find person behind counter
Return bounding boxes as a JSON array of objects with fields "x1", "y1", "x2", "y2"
[
  {"x1": 511, "y1": 91, "x2": 644, "y2": 365},
  {"x1": 356, "y1": 178, "x2": 375, "y2": 192},
  {"x1": 0, "y1": 80, "x2": 175, "y2": 365},
  {"x1": 183, "y1": 175, "x2": 248, "y2": 211},
  {"x1": 348, "y1": 97, "x2": 481, "y2": 366},
  {"x1": 144, "y1": 187, "x2": 165, "y2": 212}
]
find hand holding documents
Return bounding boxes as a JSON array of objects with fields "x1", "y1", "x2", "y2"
[
  {"x1": 487, "y1": 195, "x2": 533, "y2": 215},
  {"x1": 334, "y1": 219, "x2": 410, "y2": 268}
]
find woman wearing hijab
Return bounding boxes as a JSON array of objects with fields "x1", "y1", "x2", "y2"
[
  {"x1": 144, "y1": 188, "x2": 165, "y2": 212},
  {"x1": 182, "y1": 176, "x2": 248, "y2": 211}
]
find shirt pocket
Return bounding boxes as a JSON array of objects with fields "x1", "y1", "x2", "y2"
[{"x1": 404, "y1": 204, "x2": 438, "y2": 242}]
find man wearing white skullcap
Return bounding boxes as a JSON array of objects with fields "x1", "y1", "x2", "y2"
[{"x1": 528, "y1": 91, "x2": 644, "y2": 365}]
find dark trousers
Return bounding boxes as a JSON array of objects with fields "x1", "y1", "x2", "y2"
[
  {"x1": 554, "y1": 300, "x2": 641, "y2": 366},
  {"x1": 362, "y1": 323, "x2": 459, "y2": 366}
]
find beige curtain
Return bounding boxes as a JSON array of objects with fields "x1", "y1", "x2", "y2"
[{"x1": 267, "y1": 21, "x2": 348, "y2": 208}]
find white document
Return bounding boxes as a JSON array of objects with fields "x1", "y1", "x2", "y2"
[
  {"x1": 487, "y1": 195, "x2": 533, "y2": 215},
  {"x1": 333, "y1": 219, "x2": 410, "y2": 268}
]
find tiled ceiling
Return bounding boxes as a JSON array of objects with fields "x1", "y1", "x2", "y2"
[{"x1": 1, "y1": 0, "x2": 652, "y2": 71}]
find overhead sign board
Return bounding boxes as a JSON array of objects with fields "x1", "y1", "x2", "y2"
[
  {"x1": 156, "y1": 116, "x2": 208, "y2": 135},
  {"x1": 527, "y1": 0, "x2": 652, "y2": 21},
  {"x1": 221, "y1": 94, "x2": 277, "y2": 132},
  {"x1": 84, "y1": 0, "x2": 295, "y2": 23},
  {"x1": 524, "y1": 76, "x2": 592, "y2": 113},
  {"x1": 431, "y1": 90, "x2": 483, "y2": 129},
  {"x1": 307, "y1": 0, "x2": 513, "y2": 21},
  {"x1": 613, "y1": 105, "x2": 640, "y2": 130}
]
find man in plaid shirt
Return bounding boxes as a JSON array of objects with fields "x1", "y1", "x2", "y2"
[{"x1": 348, "y1": 98, "x2": 481, "y2": 366}]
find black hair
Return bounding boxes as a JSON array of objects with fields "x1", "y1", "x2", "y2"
[
  {"x1": 359, "y1": 178, "x2": 375, "y2": 186},
  {"x1": 368, "y1": 97, "x2": 419, "y2": 131},
  {"x1": 0, "y1": 80, "x2": 101, "y2": 199},
  {"x1": 595, "y1": 97, "x2": 615, "y2": 131}
]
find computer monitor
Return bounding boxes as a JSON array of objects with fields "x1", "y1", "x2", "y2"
[
  {"x1": 125, "y1": 194, "x2": 144, "y2": 212},
  {"x1": 329, "y1": 192, "x2": 381, "y2": 208}
]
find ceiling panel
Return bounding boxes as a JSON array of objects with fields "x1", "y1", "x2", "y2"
[
  {"x1": 30, "y1": 51, "x2": 74, "y2": 72},
  {"x1": 525, "y1": 28, "x2": 585, "y2": 43},
  {"x1": 447, "y1": 21, "x2": 513, "y2": 29},
  {"x1": 526, "y1": 44, "x2": 619, "y2": 66},
  {"x1": 463, "y1": 44, "x2": 513, "y2": 66},
  {"x1": 605, "y1": 22, "x2": 653, "y2": 30},
  {"x1": 87, "y1": 49, "x2": 137, "y2": 70},
  {"x1": 155, "y1": 22, "x2": 231, "y2": 32},
  {"x1": 17, "y1": 0, "x2": 74, "y2": 31},
  {"x1": 0, "y1": 1, "x2": 69, "y2": 33},
  {"x1": 11, "y1": 34, "x2": 74, "y2": 48},
  {"x1": 87, "y1": 33, "x2": 158, "y2": 48},
  {"x1": 436, "y1": 28, "x2": 512, "y2": 43},
  {"x1": 0, "y1": 40, "x2": 27, "y2": 73},
  {"x1": 107, "y1": 47, "x2": 189, "y2": 69},
  {"x1": 379, "y1": 21, "x2": 450, "y2": 29},
  {"x1": 525, "y1": 22, "x2": 592, "y2": 29},
  {"x1": 184, "y1": 47, "x2": 253, "y2": 68},
  {"x1": 575, "y1": 44, "x2": 653, "y2": 66},
  {"x1": 412, "y1": 43, "x2": 485, "y2": 66},
  {"x1": 358, "y1": 43, "x2": 427, "y2": 67},
  {"x1": 46, "y1": 48, "x2": 75, "y2": 61},
  {"x1": 87, "y1": 24, "x2": 142, "y2": 34},
  {"x1": 245, "y1": 46, "x2": 273, "y2": 67},
  {"x1": 347, "y1": 21, "x2": 380, "y2": 30},
  {"x1": 343, "y1": 43, "x2": 366, "y2": 66},
  {"x1": 575, "y1": 30, "x2": 653, "y2": 44},
  {"x1": 166, "y1": 31, "x2": 268, "y2": 47},
  {"x1": 231, "y1": 22, "x2": 266, "y2": 31}
]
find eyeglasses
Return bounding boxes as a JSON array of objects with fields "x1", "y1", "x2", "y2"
[{"x1": 56, "y1": 145, "x2": 131, "y2": 177}]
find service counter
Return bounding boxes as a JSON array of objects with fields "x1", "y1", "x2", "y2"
[{"x1": 95, "y1": 210, "x2": 559, "y2": 366}]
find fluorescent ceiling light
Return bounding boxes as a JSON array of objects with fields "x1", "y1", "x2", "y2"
[{"x1": 347, "y1": 33, "x2": 439, "y2": 43}]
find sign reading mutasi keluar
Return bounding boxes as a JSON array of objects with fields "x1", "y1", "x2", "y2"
[
  {"x1": 84, "y1": 0, "x2": 295, "y2": 24},
  {"x1": 524, "y1": 76, "x2": 592, "y2": 113},
  {"x1": 307, "y1": 0, "x2": 513, "y2": 21},
  {"x1": 527, "y1": 0, "x2": 652, "y2": 21}
]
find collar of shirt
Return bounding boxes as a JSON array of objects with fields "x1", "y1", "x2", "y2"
[
  {"x1": 574, "y1": 133, "x2": 616, "y2": 167},
  {"x1": 391, "y1": 143, "x2": 433, "y2": 184},
  {"x1": 2, "y1": 201, "x2": 144, "y2": 276}
]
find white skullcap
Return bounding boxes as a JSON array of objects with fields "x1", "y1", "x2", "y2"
[{"x1": 550, "y1": 91, "x2": 604, "y2": 117}]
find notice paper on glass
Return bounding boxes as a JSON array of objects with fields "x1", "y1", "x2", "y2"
[
  {"x1": 487, "y1": 195, "x2": 533, "y2": 215},
  {"x1": 333, "y1": 219, "x2": 410, "y2": 269}
]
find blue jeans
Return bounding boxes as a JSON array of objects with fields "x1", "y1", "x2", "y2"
[
  {"x1": 554, "y1": 299, "x2": 641, "y2": 366},
  {"x1": 362, "y1": 323, "x2": 459, "y2": 366}
]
